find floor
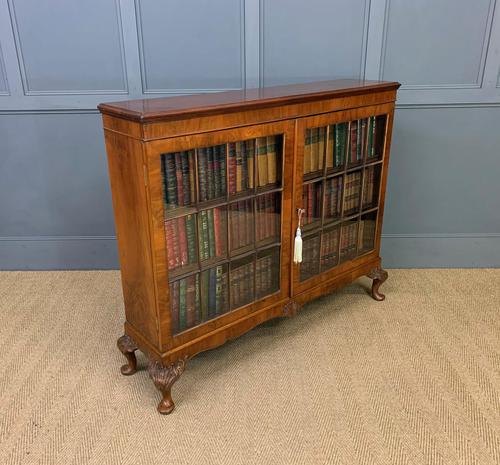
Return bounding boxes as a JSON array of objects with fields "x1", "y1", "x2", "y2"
[{"x1": 0, "y1": 269, "x2": 499, "y2": 465}]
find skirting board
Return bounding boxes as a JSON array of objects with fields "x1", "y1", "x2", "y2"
[
  {"x1": 0, "y1": 234, "x2": 499, "y2": 270},
  {"x1": 381, "y1": 234, "x2": 500, "y2": 268},
  {"x1": 0, "y1": 236, "x2": 118, "y2": 270}
]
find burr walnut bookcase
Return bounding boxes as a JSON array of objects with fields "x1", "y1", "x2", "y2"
[{"x1": 98, "y1": 79, "x2": 400, "y2": 414}]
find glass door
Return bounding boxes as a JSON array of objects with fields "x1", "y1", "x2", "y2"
[
  {"x1": 293, "y1": 105, "x2": 392, "y2": 294},
  {"x1": 146, "y1": 121, "x2": 294, "y2": 344}
]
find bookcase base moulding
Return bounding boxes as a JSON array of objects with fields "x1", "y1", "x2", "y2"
[{"x1": 99, "y1": 79, "x2": 400, "y2": 415}]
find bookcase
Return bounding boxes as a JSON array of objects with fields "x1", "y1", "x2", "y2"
[{"x1": 99, "y1": 79, "x2": 400, "y2": 414}]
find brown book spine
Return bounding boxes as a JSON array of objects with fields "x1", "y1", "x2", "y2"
[
  {"x1": 177, "y1": 216, "x2": 188, "y2": 266},
  {"x1": 186, "y1": 275, "x2": 196, "y2": 328},
  {"x1": 246, "y1": 139, "x2": 255, "y2": 189},
  {"x1": 170, "y1": 281, "x2": 180, "y2": 333}
]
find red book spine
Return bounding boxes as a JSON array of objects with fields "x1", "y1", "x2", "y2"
[
  {"x1": 165, "y1": 221, "x2": 176, "y2": 270},
  {"x1": 177, "y1": 217, "x2": 188, "y2": 266},
  {"x1": 213, "y1": 207, "x2": 222, "y2": 256},
  {"x1": 175, "y1": 152, "x2": 184, "y2": 207}
]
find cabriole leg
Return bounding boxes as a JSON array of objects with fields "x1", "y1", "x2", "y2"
[
  {"x1": 367, "y1": 267, "x2": 389, "y2": 301},
  {"x1": 117, "y1": 334, "x2": 138, "y2": 376},
  {"x1": 148, "y1": 358, "x2": 187, "y2": 415}
]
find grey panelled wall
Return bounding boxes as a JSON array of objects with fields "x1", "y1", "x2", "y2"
[{"x1": 0, "y1": 0, "x2": 499, "y2": 270}]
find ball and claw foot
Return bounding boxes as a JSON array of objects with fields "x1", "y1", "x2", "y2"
[
  {"x1": 148, "y1": 358, "x2": 187, "y2": 415},
  {"x1": 117, "y1": 334, "x2": 138, "y2": 376},
  {"x1": 367, "y1": 267, "x2": 388, "y2": 301}
]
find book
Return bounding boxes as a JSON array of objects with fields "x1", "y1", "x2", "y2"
[
  {"x1": 208, "y1": 268, "x2": 217, "y2": 317},
  {"x1": 177, "y1": 216, "x2": 188, "y2": 266},
  {"x1": 304, "y1": 129, "x2": 312, "y2": 174},
  {"x1": 334, "y1": 123, "x2": 347, "y2": 168},
  {"x1": 213, "y1": 145, "x2": 221, "y2": 198},
  {"x1": 179, "y1": 278, "x2": 187, "y2": 331},
  {"x1": 326, "y1": 126, "x2": 334, "y2": 169},
  {"x1": 235, "y1": 141, "x2": 243, "y2": 192},
  {"x1": 207, "y1": 209, "x2": 216, "y2": 258},
  {"x1": 185, "y1": 214, "x2": 197, "y2": 264},
  {"x1": 164, "y1": 153, "x2": 178, "y2": 207},
  {"x1": 266, "y1": 136, "x2": 277, "y2": 184},
  {"x1": 206, "y1": 146, "x2": 215, "y2": 199},
  {"x1": 199, "y1": 210, "x2": 210, "y2": 260},
  {"x1": 180, "y1": 151, "x2": 191, "y2": 205},
  {"x1": 187, "y1": 150, "x2": 196, "y2": 203},
  {"x1": 198, "y1": 148, "x2": 208, "y2": 201},
  {"x1": 165, "y1": 220, "x2": 177, "y2": 270},
  {"x1": 228, "y1": 142, "x2": 237, "y2": 194},
  {"x1": 350, "y1": 121, "x2": 358, "y2": 164},
  {"x1": 200, "y1": 270, "x2": 209, "y2": 321},
  {"x1": 170, "y1": 281, "x2": 180, "y2": 333},
  {"x1": 344, "y1": 171, "x2": 361, "y2": 213},
  {"x1": 215, "y1": 265, "x2": 226, "y2": 314},
  {"x1": 256, "y1": 137, "x2": 268, "y2": 186},
  {"x1": 317, "y1": 127, "x2": 325, "y2": 171},
  {"x1": 218, "y1": 145, "x2": 227, "y2": 195},
  {"x1": 240, "y1": 141, "x2": 249, "y2": 191},
  {"x1": 311, "y1": 128, "x2": 319, "y2": 173},
  {"x1": 186, "y1": 275, "x2": 197, "y2": 328},
  {"x1": 246, "y1": 139, "x2": 255, "y2": 189}
]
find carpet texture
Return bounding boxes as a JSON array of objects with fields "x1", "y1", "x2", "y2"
[{"x1": 0, "y1": 269, "x2": 499, "y2": 465}]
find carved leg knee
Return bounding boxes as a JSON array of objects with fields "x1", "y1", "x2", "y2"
[
  {"x1": 117, "y1": 334, "x2": 138, "y2": 375},
  {"x1": 367, "y1": 267, "x2": 388, "y2": 301},
  {"x1": 148, "y1": 358, "x2": 187, "y2": 415}
]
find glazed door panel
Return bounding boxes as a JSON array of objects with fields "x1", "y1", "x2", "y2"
[
  {"x1": 145, "y1": 121, "x2": 295, "y2": 349},
  {"x1": 292, "y1": 103, "x2": 395, "y2": 296}
]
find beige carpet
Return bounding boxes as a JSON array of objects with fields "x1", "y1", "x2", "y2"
[{"x1": 0, "y1": 270, "x2": 499, "y2": 465}]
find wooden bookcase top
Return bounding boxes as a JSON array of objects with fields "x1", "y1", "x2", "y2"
[{"x1": 98, "y1": 79, "x2": 400, "y2": 123}]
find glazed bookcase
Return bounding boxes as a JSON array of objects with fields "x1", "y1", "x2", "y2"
[{"x1": 98, "y1": 79, "x2": 400, "y2": 414}]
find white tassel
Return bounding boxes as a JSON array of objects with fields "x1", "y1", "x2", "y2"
[{"x1": 293, "y1": 227, "x2": 303, "y2": 264}]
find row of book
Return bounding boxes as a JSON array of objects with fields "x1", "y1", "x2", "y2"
[
  {"x1": 302, "y1": 182, "x2": 322, "y2": 225},
  {"x1": 324, "y1": 177, "x2": 342, "y2": 219},
  {"x1": 229, "y1": 194, "x2": 280, "y2": 250},
  {"x1": 165, "y1": 215, "x2": 197, "y2": 271},
  {"x1": 343, "y1": 171, "x2": 362, "y2": 214},
  {"x1": 320, "y1": 228, "x2": 339, "y2": 270},
  {"x1": 303, "y1": 116, "x2": 385, "y2": 176},
  {"x1": 299, "y1": 218, "x2": 376, "y2": 281},
  {"x1": 198, "y1": 208, "x2": 227, "y2": 261},
  {"x1": 228, "y1": 136, "x2": 281, "y2": 194},
  {"x1": 170, "y1": 265, "x2": 228, "y2": 333},
  {"x1": 362, "y1": 165, "x2": 379, "y2": 208},
  {"x1": 162, "y1": 150, "x2": 196, "y2": 209},
  {"x1": 198, "y1": 145, "x2": 227, "y2": 202}
]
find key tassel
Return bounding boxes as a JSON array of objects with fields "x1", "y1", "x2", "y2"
[{"x1": 293, "y1": 226, "x2": 303, "y2": 264}]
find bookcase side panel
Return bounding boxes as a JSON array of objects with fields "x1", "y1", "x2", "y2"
[
  {"x1": 103, "y1": 128, "x2": 161, "y2": 351},
  {"x1": 373, "y1": 108, "x2": 395, "y2": 255}
]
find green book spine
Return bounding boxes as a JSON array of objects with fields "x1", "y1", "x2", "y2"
[
  {"x1": 215, "y1": 265, "x2": 225, "y2": 314},
  {"x1": 185, "y1": 214, "x2": 197, "y2": 264},
  {"x1": 200, "y1": 271, "x2": 209, "y2": 322},
  {"x1": 179, "y1": 279, "x2": 187, "y2": 331},
  {"x1": 207, "y1": 209, "x2": 216, "y2": 258},
  {"x1": 164, "y1": 153, "x2": 178, "y2": 208},
  {"x1": 198, "y1": 148, "x2": 208, "y2": 201},
  {"x1": 195, "y1": 274, "x2": 201, "y2": 324},
  {"x1": 219, "y1": 144, "x2": 227, "y2": 195},
  {"x1": 180, "y1": 151, "x2": 191, "y2": 205},
  {"x1": 200, "y1": 210, "x2": 210, "y2": 260},
  {"x1": 206, "y1": 147, "x2": 215, "y2": 199},
  {"x1": 208, "y1": 268, "x2": 217, "y2": 317}
]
